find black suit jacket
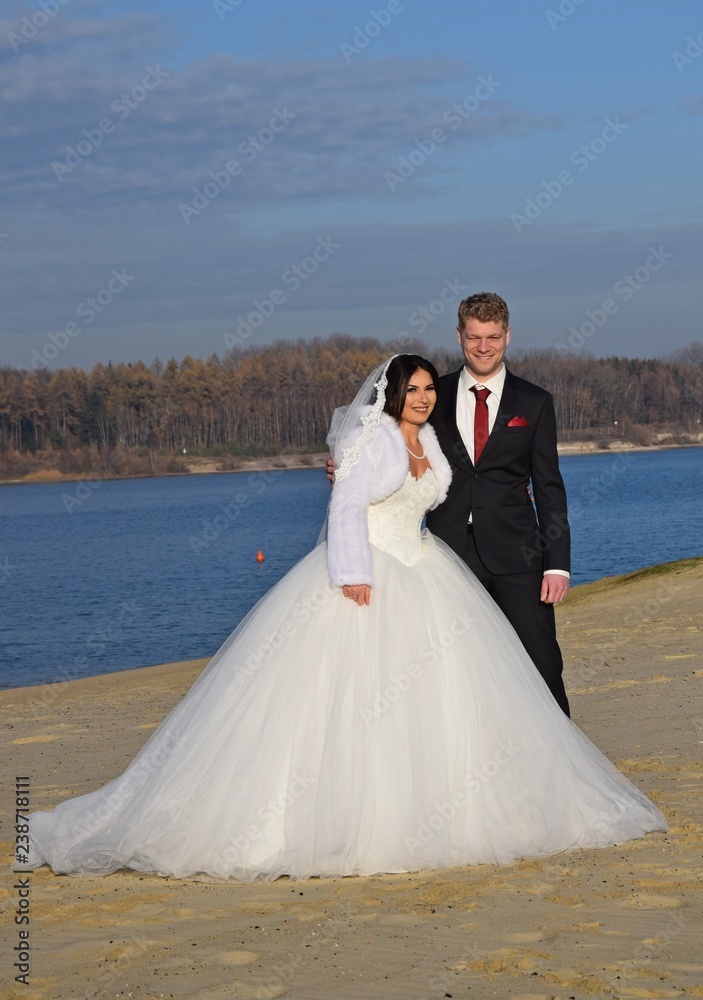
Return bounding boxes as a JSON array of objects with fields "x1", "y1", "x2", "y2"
[{"x1": 426, "y1": 367, "x2": 570, "y2": 576}]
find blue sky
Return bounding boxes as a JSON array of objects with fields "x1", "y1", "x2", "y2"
[{"x1": 1, "y1": 0, "x2": 701, "y2": 370}]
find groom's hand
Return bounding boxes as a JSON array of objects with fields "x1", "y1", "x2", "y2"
[
  {"x1": 325, "y1": 456, "x2": 335, "y2": 486},
  {"x1": 540, "y1": 574, "x2": 569, "y2": 605}
]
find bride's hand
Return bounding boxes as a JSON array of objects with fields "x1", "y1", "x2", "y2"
[
  {"x1": 325, "y1": 456, "x2": 335, "y2": 487},
  {"x1": 342, "y1": 585, "x2": 371, "y2": 606}
]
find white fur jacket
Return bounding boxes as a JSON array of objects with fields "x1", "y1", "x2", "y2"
[{"x1": 326, "y1": 412, "x2": 452, "y2": 588}]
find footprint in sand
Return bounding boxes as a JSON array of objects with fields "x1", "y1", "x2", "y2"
[
  {"x1": 216, "y1": 950, "x2": 261, "y2": 965},
  {"x1": 11, "y1": 734, "x2": 58, "y2": 745},
  {"x1": 619, "y1": 893, "x2": 683, "y2": 909}
]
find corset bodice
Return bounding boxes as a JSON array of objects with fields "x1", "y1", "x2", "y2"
[{"x1": 367, "y1": 469, "x2": 439, "y2": 566}]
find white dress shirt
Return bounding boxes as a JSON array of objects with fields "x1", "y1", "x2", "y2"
[
  {"x1": 456, "y1": 364, "x2": 506, "y2": 463},
  {"x1": 455, "y1": 364, "x2": 569, "y2": 579}
]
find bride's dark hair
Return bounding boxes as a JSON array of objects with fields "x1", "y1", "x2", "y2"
[{"x1": 383, "y1": 354, "x2": 440, "y2": 421}]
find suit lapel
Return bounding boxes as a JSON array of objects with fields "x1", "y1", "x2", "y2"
[
  {"x1": 436, "y1": 369, "x2": 473, "y2": 472},
  {"x1": 475, "y1": 368, "x2": 521, "y2": 466}
]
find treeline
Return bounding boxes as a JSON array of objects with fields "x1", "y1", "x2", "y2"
[
  {"x1": 0, "y1": 335, "x2": 701, "y2": 478},
  {"x1": 509, "y1": 342, "x2": 703, "y2": 438}
]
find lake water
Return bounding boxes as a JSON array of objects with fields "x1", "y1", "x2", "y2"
[{"x1": 2, "y1": 447, "x2": 702, "y2": 689}]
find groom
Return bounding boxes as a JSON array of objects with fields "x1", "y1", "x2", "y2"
[{"x1": 426, "y1": 292, "x2": 571, "y2": 716}]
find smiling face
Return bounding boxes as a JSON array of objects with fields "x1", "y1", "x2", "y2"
[
  {"x1": 399, "y1": 368, "x2": 437, "y2": 430},
  {"x1": 457, "y1": 317, "x2": 510, "y2": 380}
]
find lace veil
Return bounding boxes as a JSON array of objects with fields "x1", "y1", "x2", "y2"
[
  {"x1": 317, "y1": 355, "x2": 398, "y2": 543},
  {"x1": 327, "y1": 355, "x2": 398, "y2": 483}
]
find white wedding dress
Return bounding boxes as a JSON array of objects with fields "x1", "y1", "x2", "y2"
[{"x1": 26, "y1": 470, "x2": 667, "y2": 881}]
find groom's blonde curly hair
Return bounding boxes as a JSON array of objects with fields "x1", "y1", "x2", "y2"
[{"x1": 458, "y1": 292, "x2": 509, "y2": 331}]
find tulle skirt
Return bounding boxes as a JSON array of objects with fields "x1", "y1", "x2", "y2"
[{"x1": 26, "y1": 532, "x2": 667, "y2": 880}]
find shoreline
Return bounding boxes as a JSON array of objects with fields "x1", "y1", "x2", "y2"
[
  {"x1": 3, "y1": 557, "x2": 701, "y2": 695},
  {"x1": 1, "y1": 439, "x2": 701, "y2": 486}
]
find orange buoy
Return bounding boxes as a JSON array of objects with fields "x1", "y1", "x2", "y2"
[{"x1": 255, "y1": 550, "x2": 265, "y2": 563}]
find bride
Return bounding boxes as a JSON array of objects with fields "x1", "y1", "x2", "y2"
[{"x1": 24, "y1": 354, "x2": 667, "y2": 881}]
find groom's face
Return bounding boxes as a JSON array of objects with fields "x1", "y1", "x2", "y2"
[{"x1": 457, "y1": 318, "x2": 510, "y2": 380}]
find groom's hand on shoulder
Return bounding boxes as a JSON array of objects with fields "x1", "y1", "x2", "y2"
[
  {"x1": 325, "y1": 456, "x2": 335, "y2": 486},
  {"x1": 540, "y1": 574, "x2": 569, "y2": 605}
]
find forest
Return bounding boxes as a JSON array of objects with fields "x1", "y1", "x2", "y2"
[{"x1": 1, "y1": 335, "x2": 701, "y2": 480}]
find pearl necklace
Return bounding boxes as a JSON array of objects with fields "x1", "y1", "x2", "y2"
[{"x1": 406, "y1": 443, "x2": 426, "y2": 460}]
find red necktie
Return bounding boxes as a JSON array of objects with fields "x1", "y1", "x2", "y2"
[{"x1": 470, "y1": 386, "x2": 491, "y2": 463}]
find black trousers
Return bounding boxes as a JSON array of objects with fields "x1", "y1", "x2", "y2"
[{"x1": 461, "y1": 528, "x2": 571, "y2": 717}]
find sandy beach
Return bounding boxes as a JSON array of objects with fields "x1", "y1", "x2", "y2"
[{"x1": 2, "y1": 558, "x2": 702, "y2": 1000}]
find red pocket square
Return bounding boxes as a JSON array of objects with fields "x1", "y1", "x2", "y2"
[{"x1": 507, "y1": 416, "x2": 529, "y2": 427}]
